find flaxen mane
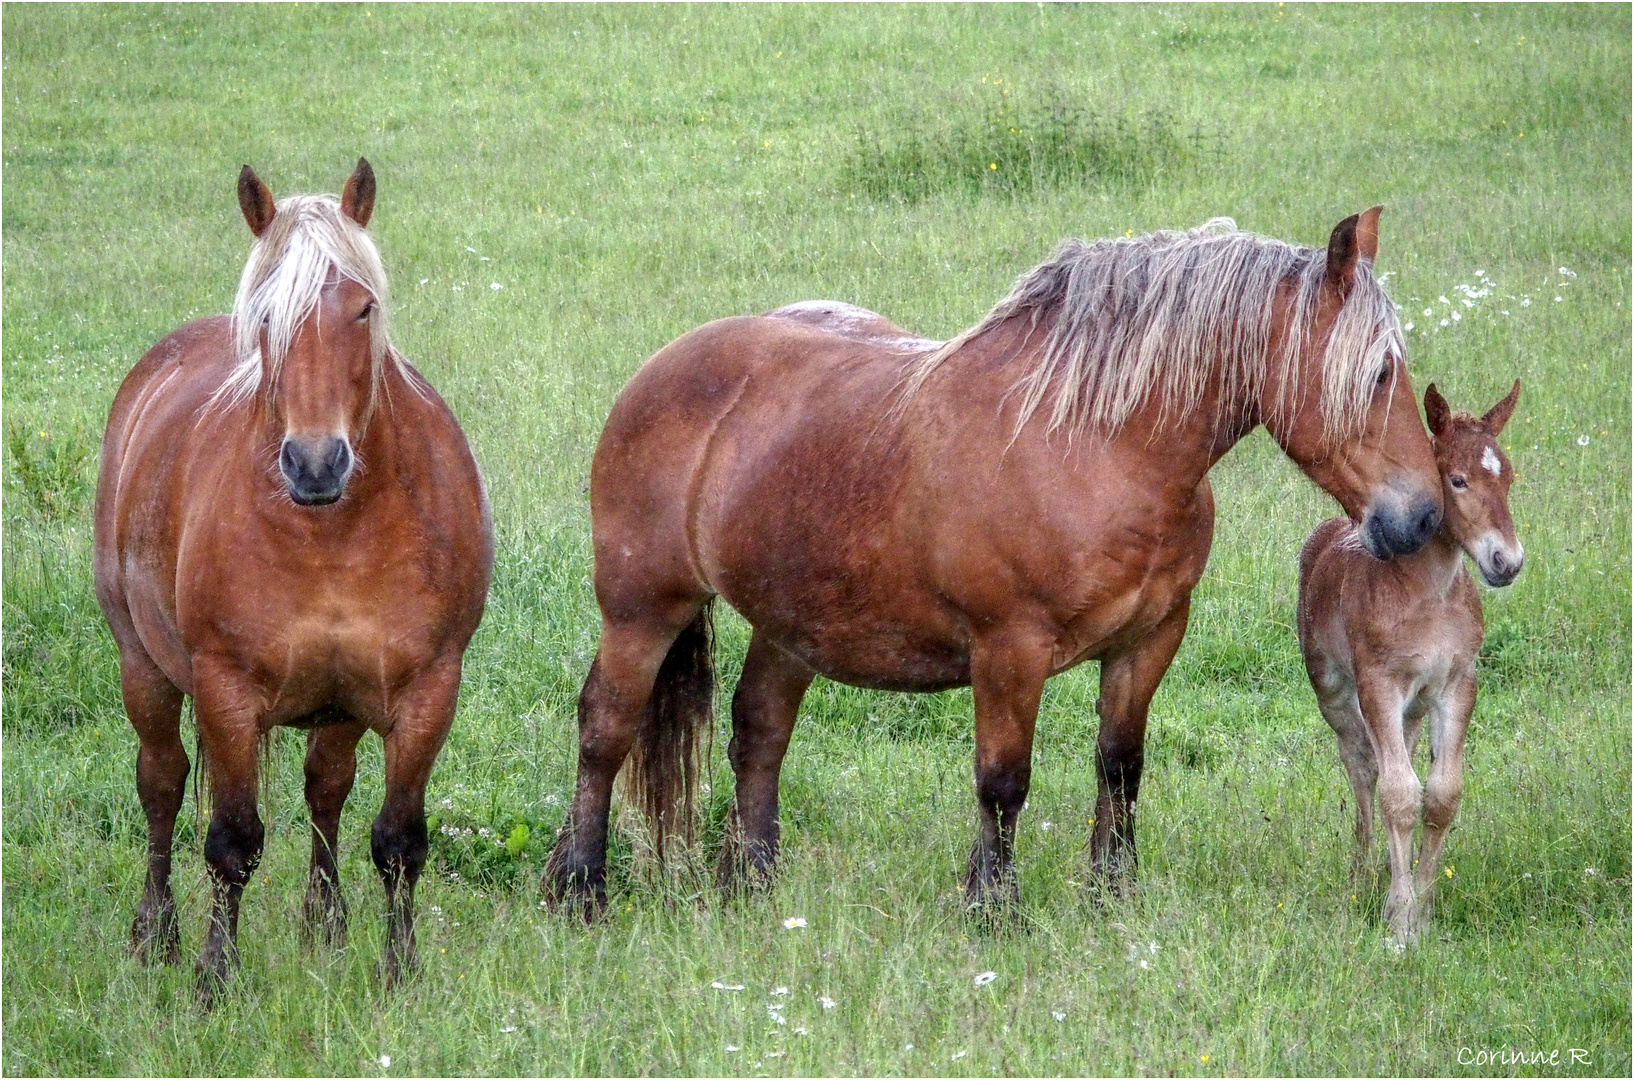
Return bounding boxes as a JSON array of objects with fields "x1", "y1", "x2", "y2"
[
  {"x1": 215, "y1": 194, "x2": 413, "y2": 413},
  {"x1": 905, "y1": 218, "x2": 1403, "y2": 442}
]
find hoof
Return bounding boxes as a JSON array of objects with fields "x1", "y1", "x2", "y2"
[
  {"x1": 193, "y1": 955, "x2": 236, "y2": 1013},
  {"x1": 379, "y1": 946, "x2": 420, "y2": 990},
  {"x1": 130, "y1": 903, "x2": 181, "y2": 965},
  {"x1": 540, "y1": 868, "x2": 607, "y2": 922},
  {"x1": 302, "y1": 890, "x2": 349, "y2": 951}
]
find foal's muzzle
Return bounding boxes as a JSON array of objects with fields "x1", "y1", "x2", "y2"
[{"x1": 279, "y1": 434, "x2": 354, "y2": 506}]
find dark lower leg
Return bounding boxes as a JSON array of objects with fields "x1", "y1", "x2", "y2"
[
  {"x1": 122, "y1": 657, "x2": 187, "y2": 962},
  {"x1": 721, "y1": 633, "x2": 812, "y2": 891},
  {"x1": 962, "y1": 632, "x2": 1050, "y2": 909},
  {"x1": 544, "y1": 621, "x2": 680, "y2": 914},
  {"x1": 304, "y1": 719, "x2": 366, "y2": 946},
  {"x1": 1088, "y1": 605, "x2": 1188, "y2": 893},
  {"x1": 197, "y1": 792, "x2": 264, "y2": 1006}
]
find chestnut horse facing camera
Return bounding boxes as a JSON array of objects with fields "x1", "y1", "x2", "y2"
[
  {"x1": 93, "y1": 159, "x2": 493, "y2": 1004},
  {"x1": 545, "y1": 208, "x2": 1443, "y2": 914},
  {"x1": 1298, "y1": 380, "x2": 1523, "y2": 945}
]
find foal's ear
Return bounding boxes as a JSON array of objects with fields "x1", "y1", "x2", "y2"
[
  {"x1": 238, "y1": 165, "x2": 276, "y2": 237},
  {"x1": 1424, "y1": 383, "x2": 1451, "y2": 441},
  {"x1": 1324, "y1": 205, "x2": 1384, "y2": 296},
  {"x1": 341, "y1": 157, "x2": 375, "y2": 229},
  {"x1": 1482, "y1": 378, "x2": 1521, "y2": 436}
]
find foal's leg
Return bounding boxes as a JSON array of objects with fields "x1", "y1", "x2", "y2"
[
  {"x1": 1412, "y1": 670, "x2": 1474, "y2": 926},
  {"x1": 373, "y1": 660, "x2": 462, "y2": 987},
  {"x1": 543, "y1": 610, "x2": 695, "y2": 915},
  {"x1": 1090, "y1": 603, "x2": 1190, "y2": 892},
  {"x1": 122, "y1": 649, "x2": 188, "y2": 963},
  {"x1": 1357, "y1": 674, "x2": 1419, "y2": 944},
  {"x1": 964, "y1": 628, "x2": 1054, "y2": 909},
  {"x1": 303, "y1": 717, "x2": 368, "y2": 948},
  {"x1": 720, "y1": 631, "x2": 814, "y2": 893},
  {"x1": 1316, "y1": 690, "x2": 1378, "y2": 880},
  {"x1": 190, "y1": 662, "x2": 266, "y2": 1007}
]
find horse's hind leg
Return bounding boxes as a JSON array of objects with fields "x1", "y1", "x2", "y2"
[
  {"x1": 1412, "y1": 671, "x2": 1474, "y2": 926},
  {"x1": 964, "y1": 628, "x2": 1054, "y2": 910},
  {"x1": 720, "y1": 630, "x2": 814, "y2": 893},
  {"x1": 303, "y1": 717, "x2": 368, "y2": 948},
  {"x1": 372, "y1": 660, "x2": 462, "y2": 987},
  {"x1": 1089, "y1": 603, "x2": 1190, "y2": 894},
  {"x1": 543, "y1": 609, "x2": 697, "y2": 915},
  {"x1": 122, "y1": 649, "x2": 188, "y2": 964}
]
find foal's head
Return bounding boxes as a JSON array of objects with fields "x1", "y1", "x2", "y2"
[
  {"x1": 228, "y1": 159, "x2": 392, "y2": 506},
  {"x1": 1267, "y1": 207, "x2": 1442, "y2": 560},
  {"x1": 1424, "y1": 381, "x2": 1524, "y2": 586}
]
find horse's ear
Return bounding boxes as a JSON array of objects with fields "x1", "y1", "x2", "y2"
[
  {"x1": 1324, "y1": 212, "x2": 1362, "y2": 296},
  {"x1": 238, "y1": 165, "x2": 276, "y2": 237},
  {"x1": 341, "y1": 157, "x2": 375, "y2": 229},
  {"x1": 1482, "y1": 378, "x2": 1521, "y2": 436},
  {"x1": 1424, "y1": 383, "x2": 1451, "y2": 441},
  {"x1": 1356, "y1": 204, "x2": 1382, "y2": 263}
]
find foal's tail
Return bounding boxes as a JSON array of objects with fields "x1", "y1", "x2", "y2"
[{"x1": 619, "y1": 601, "x2": 716, "y2": 862}]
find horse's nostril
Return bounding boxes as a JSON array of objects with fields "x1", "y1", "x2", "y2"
[
  {"x1": 327, "y1": 439, "x2": 351, "y2": 474},
  {"x1": 1414, "y1": 503, "x2": 1440, "y2": 542},
  {"x1": 279, "y1": 439, "x2": 301, "y2": 478}
]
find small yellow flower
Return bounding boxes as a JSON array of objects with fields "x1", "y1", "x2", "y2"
[
  {"x1": 1276, "y1": 901, "x2": 1283, "y2": 909},
  {"x1": 1444, "y1": 865, "x2": 1455, "y2": 879},
  {"x1": 1201, "y1": 1054, "x2": 1211, "y2": 1063},
  {"x1": 989, "y1": 162, "x2": 997, "y2": 170}
]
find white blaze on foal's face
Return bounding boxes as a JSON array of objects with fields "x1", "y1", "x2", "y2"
[{"x1": 1480, "y1": 445, "x2": 1502, "y2": 477}]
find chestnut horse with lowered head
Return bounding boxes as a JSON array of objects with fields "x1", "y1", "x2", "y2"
[
  {"x1": 545, "y1": 208, "x2": 1442, "y2": 913},
  {"x1": 1299, "y1": 380, "x2": 1522, "y2": 944},
  {"x1": 94, "y1": 160, "x2": 492, "y2": 1003}
]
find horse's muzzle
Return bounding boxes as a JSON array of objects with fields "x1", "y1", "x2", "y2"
[
  {"x1": 280, "y1": 434, "x2": 354, "y2": 506},
  {"x1": 1360, "y1": 495, "x2": 1441, "y2": 559}
]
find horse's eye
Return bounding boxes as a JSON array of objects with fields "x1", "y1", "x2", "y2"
[
  {"x1": 357, "y1": 302, "x2": 374, "y2": 323},
  {"x1": 1449, "y1": 475, "x2": 1467, "y2": 490},
  {"x1": 1375, "y1": 365, "x2": 1392, "y2": 387}
]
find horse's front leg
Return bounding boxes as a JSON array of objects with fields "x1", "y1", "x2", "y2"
[
  {"x1": 303, "y1": 717, "x2": 368, "y2": 948},
  {"x1": 1411, "y1": 669, "x2": 1474, "y2": 927},
  {"x1": 1090, "y1": 601, "x2": 1190, "y2": 893},
  {"x1": 1357, "y1": 672, "x2": 1419, "y2": 945},
  {"x1": 373, "y1": 659, "x2": 462, "y2": 988},
  {"x1": 190, "y1": 661, "x2": 267, "y2": 1010},
  {"x1": 964, "y1": 628, "x2": 1054, "y2": 910},
  {"x1": 121, "y1": 648, "x2": 189, "y2": 964},
  {"x1": 720, "y1": 630, "x2": 814, "y2": 894}
]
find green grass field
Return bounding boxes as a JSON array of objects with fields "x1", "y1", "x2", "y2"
[{"x1": 3, "y1": 5, "x2": 1629, "y2": 1075}]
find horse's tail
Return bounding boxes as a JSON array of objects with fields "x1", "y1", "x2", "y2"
[{"x1": 618, "y1": 601, "x2": 716, "y2": 863}]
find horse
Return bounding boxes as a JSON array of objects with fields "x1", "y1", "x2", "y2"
[
  {"x1": 1298, "y1": 380, "x2": 1522, "y2": 944},
  {"x1": 543, "y1": 207, "x2": 1444, "y2": 914},
  {"x1": 93, "y1": 159, "x2": 493, "y2": 1003}
]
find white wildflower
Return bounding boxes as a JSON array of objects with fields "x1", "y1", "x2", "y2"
[
  {"x1": 1578, "y1": 434, "x2": 1591, "y2": 446},
  {"x1": 725, "y1": 1045, "x2": 740, "y2": 1053},
  {"x1": 1052, "y1": 1011, "x2": 1066, "y2": 1022},
  {"x1": 712, "y1": 980, "x2": 745, "y2": 991},
  {"x1": 491, "y1": 283, "x2": 504, "y2": 291},
  {"x1": 771, "y1": 986, "x2": 790, "y2": 996},
  {"x1": 973, "y1": 971, "x2": 998, "y2": 987},
  {"x1": 819, "y1": 995, "x2": 836, "y2": 1009},
  {"x1": 782, "y1": 916, "x2": 807, "y2": 930},
  {"x1": 952, "y1": 1050, "x2": 968, "y2": 1061},
  {"x1": 379, "y1": 1055, "x2": 392, "y2": 1068}
]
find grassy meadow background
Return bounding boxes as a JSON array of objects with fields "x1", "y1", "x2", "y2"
[{"x1": 3, "y1": 4, "x2": 1629, "y2": 1075}]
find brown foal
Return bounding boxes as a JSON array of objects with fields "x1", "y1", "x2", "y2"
[
  {"x1": 94, "y1": 160, "x2": 493, "y2": 1003},
  {"x1": 545, "y1": 208, "x2": 1444, "y2": 914},
  {"x1": 1298, "y1": 381, "x2": 1522, "y2": 944}
]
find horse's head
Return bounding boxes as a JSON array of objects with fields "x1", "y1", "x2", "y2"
[
  {"x1": 1424, "y1": 380, "x2": 1524, "y2": 586},
  {"x1": 1265, "y1": 207, "x2": 1442, "y2": 559},
  {"x1": 233, "y1": 159, "x2": 386, "y2": 507}
]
